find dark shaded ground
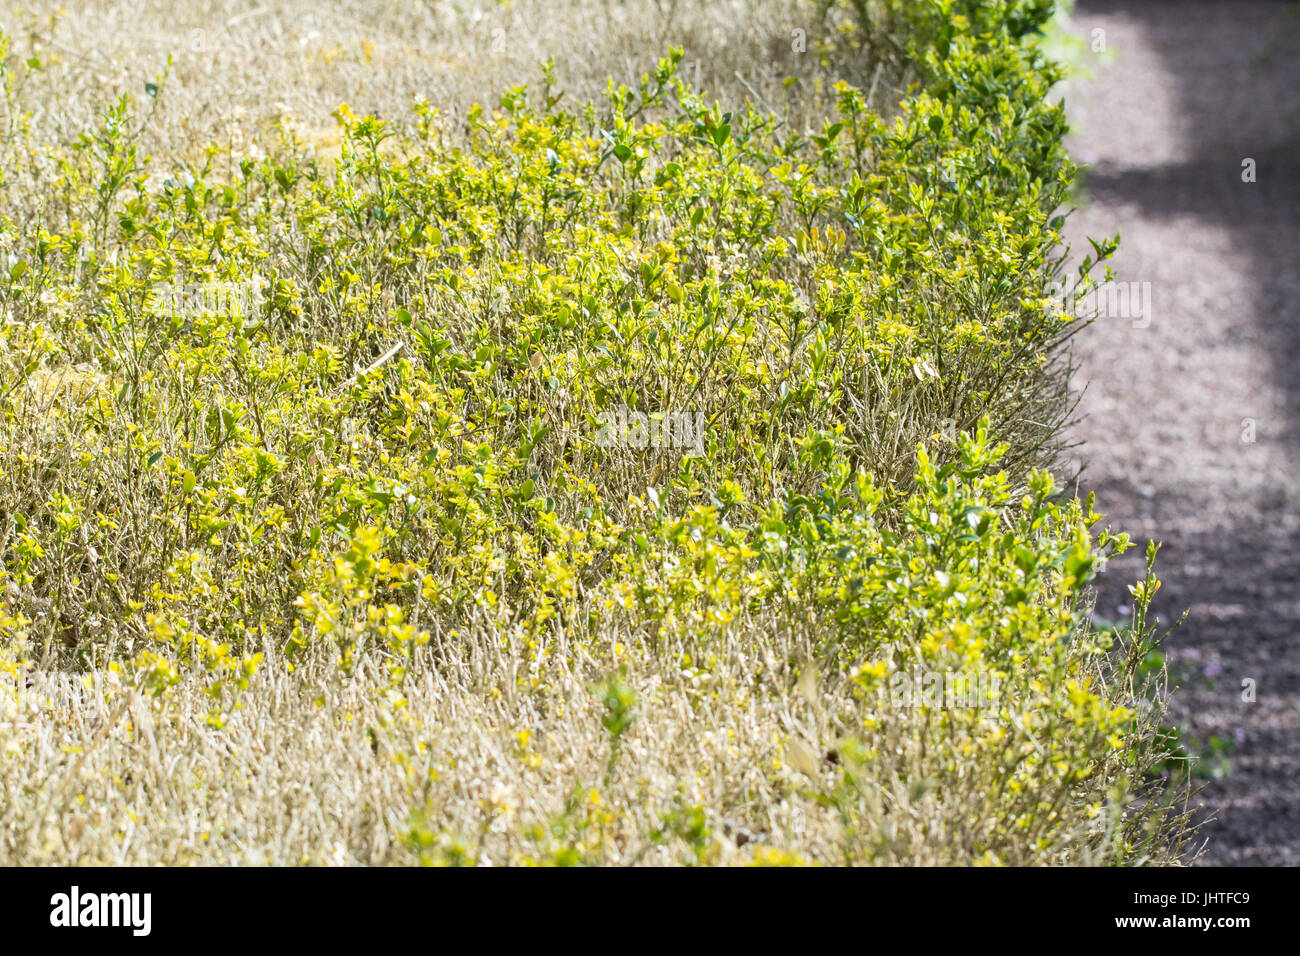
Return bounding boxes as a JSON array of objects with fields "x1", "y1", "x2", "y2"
[{"x1": 1062, "y1": 0, "x2": 1300, "y2": 864}]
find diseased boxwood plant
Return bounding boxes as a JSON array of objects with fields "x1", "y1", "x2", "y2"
[{"x1": 0, "y1": 0, "x2": 1193, "y2": 865}]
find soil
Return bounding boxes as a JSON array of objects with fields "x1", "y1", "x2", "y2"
[{"x1": 1061, "y1": 0, "x2": 1300, "y2": 865}]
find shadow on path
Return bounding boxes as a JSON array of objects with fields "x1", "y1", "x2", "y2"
[{"x1": 1064, "y1": 0, "x2": 1300, "y2": 864}]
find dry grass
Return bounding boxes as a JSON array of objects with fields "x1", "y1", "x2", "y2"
[
  {"x1": 2, "y1": 611, "x2": 1196, "y2": 866},
  {"x1": 1, "y1": 0, "x2": 894, "y2": 181}
]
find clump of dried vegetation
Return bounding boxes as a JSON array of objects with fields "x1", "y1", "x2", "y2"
[{"x1": 0, "y1": 0, "x2": 1199, "y2": 864}]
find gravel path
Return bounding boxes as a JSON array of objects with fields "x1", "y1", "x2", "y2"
[{"x1": 1061, "y1": 0, "x2": 1300, "y2": 865}]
